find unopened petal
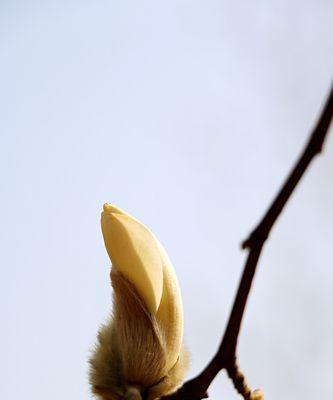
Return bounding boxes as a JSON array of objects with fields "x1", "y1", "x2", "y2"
[
  {"x1": 155, "y1": 241, "x2": 184, "y2": 370},
  {"x1": 101, "y1": 206, "x2": 163, "y2": 314}
]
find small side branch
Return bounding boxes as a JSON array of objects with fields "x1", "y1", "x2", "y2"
[{"x1": 162, "y1": 83, "x2": 333, "y2": 400}]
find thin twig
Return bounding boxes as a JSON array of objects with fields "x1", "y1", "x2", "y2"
[{"x1": 162, "y1": 83, "x2": 333, "y2": 400}]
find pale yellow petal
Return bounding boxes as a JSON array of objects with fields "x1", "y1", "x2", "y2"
[
  {"x1": 101, "y1": 206, "x2": 163, "y2": 314},
  {"x1": 155, "y1": 241, "x2": 184, "y2": 371}
]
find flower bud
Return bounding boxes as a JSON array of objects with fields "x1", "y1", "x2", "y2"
[{"x1": 90, "y1": 204, "x2": 188, "y2": 400}]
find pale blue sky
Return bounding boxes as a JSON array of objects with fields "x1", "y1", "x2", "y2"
[{"x1": 1, "y1": 1, "x2": 333, "y2": 399}]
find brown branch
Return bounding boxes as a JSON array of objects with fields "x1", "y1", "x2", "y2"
[{"x1": 163, "y1": 83, "x2": 333, "y2": 400}]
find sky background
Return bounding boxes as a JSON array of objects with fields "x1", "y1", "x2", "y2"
[{"x1": 1, "y1": 1, "x2": 333, "y2": 399}]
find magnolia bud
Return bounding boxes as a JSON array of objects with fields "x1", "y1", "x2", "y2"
[{"x1": 89, "y1": 204, "x2": 188, "y2": 400}]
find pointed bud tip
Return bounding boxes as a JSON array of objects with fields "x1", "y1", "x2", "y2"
[
  {"x1": 103, "y1": 203, "x2": 125, "y2": 216},
  {"x1": 103, "y1": 203, "x2": 114, "y2": 213}
]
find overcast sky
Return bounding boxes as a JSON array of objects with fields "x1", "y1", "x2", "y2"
[{"x1": 1, "y1": 1, "x2": 333, "y2": 399}]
